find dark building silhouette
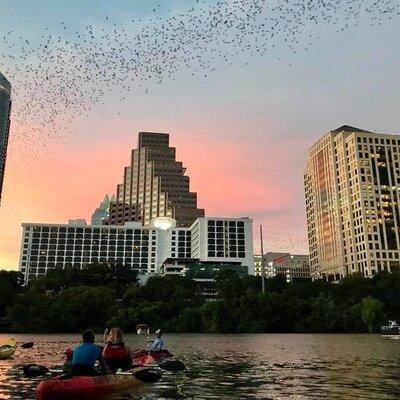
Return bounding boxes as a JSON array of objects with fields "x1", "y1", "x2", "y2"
[
  {"x1": 107, "y1": 132, "x2": 204, "y2": 227},
  {"x1": 0, "y1": 72, "x2": 11, "y2": 205}
]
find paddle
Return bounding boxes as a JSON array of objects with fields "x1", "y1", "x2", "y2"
[
  {"x1": 132, "y1": 359, "x2": 185, "y2": 372},
  {"x1": 20, "y1": 342, "x2": 34, "y2": 349},
  {"x1": 22, "y1": 364, "x2": 163, "y2": 383},
  {"x1": 0, "y1": 340, "x2": 33, "y2": 349},
  {"x1": 131, "y1": 366, "x2": 162, "y2": 383},
  {"x1": 157, "y1": 359, "x2": 185, "y2": 372},
  {"x1": 23, "y1": 364, "x2": 51, "y2": 377}
]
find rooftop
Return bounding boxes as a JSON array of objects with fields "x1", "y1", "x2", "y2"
[{"x1": 331, "y1": 125, "x2": 372, "y2": 133}]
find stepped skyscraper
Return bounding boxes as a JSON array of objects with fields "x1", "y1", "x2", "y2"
[
  {"x1": 304, "y1": 125, "x2": 400, "y2": 281},
  {"x1": 106, "y1": 132, "x2": 204, "y2": 227},
  {"x1": 0, "y1": 72, "x2": 11, "y2": 205}
]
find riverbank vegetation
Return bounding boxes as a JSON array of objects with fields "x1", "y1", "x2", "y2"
[{"x1": 0, "y1": 264, "x2": 399, "y2": 333}]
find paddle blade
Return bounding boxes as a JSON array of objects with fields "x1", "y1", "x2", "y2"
[
  {"x1": 21, "y1": 342, "x2": 34, "y2": 349},
  {"x1": 158, "y1": 360, "x2": 185, "y2": 372},
  {"x1": 133, "y1": 367, "x2": 163, "y2": 383},
  {"x1": 23, "y1": 364, "x2": 49, "y2": 377}
]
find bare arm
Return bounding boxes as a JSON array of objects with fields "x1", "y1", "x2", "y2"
[{"x1": 103, "y1": 327, "x2": 110, "y2": 343}]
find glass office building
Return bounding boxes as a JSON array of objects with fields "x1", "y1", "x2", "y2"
[{"x1": 0, "y1": 72, "x2": 11, "y2": 205}]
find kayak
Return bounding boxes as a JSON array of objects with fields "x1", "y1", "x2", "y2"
[
  {"x1": 36, "y1": 367, "x2": 162, "y2": 400},
  {"x1": 0, "y1": 338, "x2": 17, "y2": 360},
  {"x1": 132, "y1": 349, "x2": 173, "y2": 366}
]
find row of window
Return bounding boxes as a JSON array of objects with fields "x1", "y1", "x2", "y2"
[
  {"x1": 30, "y1": 233, "x2": 151, "y2": 241},
  {"x1": 207, "y1": 233, "x2": 246, "y2": 240},
  {"x1": 208, "y1": 226, "x2": 245, "y2": 233},
  {"x1": 27, "y1": 251, "x2": 154, "y2": 260},
  {"x1": 27, "y1": 227, "x2": 152, "y2": 235},
  {"x1": 29, "y1": 239, "x2": 153, "y2": 246},
  {"x1": 26, "y1": 259, "x2": 152, "y2": 267},
  {"x1": 356, "y1": 136, "x2": 400, "y2": 145},
  {"x1": 208, "y1": 251, "x2": 246, "y2": 258},
  {"x1": 208, "y1": 220, "x2": 245, "y2": 227}
]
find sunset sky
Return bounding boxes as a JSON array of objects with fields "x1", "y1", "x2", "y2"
[{"x1": 1, "y1": 0, "x2": 400, "y2": 269}]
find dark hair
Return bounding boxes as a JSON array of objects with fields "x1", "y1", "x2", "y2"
[{"x1": 82, "y1": 329, "x2": 95, "y2": 343}]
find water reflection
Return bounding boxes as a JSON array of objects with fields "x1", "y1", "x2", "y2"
[{"x1": 0, "y1": 334, "x2": 399, "y2": 399}]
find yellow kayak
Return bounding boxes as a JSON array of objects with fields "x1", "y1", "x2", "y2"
[{"x1": 0, "y1": 338, "x2": 17, "y2": 360}]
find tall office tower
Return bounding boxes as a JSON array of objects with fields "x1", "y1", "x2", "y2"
[
  {"x1": 108, "y1": 132, "x2": 204, "y2": 227},
  {"x1": 0, "y1": 72, "x2": 11, "y2": 205},
  {"x1": 304, "y1": 125, "x2": 400, "y2": 282}
]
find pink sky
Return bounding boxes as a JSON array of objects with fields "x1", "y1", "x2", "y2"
[
  {"x1": 1, "y1": 1, "x2": 399, "y2": 270},
  {"x1": 0, "y1": 114, "x2": 309, "y2": 270}
]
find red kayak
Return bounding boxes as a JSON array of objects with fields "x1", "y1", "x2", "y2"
[
  {"x1": 36, "y1": 367, "x2": 162, "y2": 400},
  {"x1": 132, "y1": 349, "x2": 173, "y2": 366}
]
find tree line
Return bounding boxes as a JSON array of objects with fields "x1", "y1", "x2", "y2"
[{"x1": 0, "y1": 264, "x2": 399, "y2": 333}]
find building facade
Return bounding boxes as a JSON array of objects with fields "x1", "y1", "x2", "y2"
[
  {"x1": 0, "y1": 72, "x2": 11, "y2": 205},
  {"x1": 254, "y1": 252, "x2": 310, "y2": 281},
  {"x1": 106, "y1": 132, "x2": 204, "y2": 227},
  {"x1": 304, "y1": 125, "x2": 400, "y2": 281},
  {"x1": 190, "y1": 217, "x2": 254, "y2": 273},
  {"x1": 19, "y1": 216, "x2": 253, "y2": 284}
]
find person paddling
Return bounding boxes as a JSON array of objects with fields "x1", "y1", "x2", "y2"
[
  {"x1": 148, "y1": 329, "x2": 164, "y2": 351},
  {"x1": 71, "y1": 329, "x2": 109, "y2": 376},
  {"x1": 102, "y1": 327, "x2": 132, "y2": 372}
]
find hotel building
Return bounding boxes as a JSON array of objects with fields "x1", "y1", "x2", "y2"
[
  {"x1": 19, "y1": 217, "x2": 253, "y2": 284},
  {"x1": 105, "y1": 132, "x2": 204, "y2": 227},
  {"x1": 0, "y1": 72, "x2": 11, "y2": 205},
  {"x1": 304, "y1": 125, "x2": 400, "y2": 281}
]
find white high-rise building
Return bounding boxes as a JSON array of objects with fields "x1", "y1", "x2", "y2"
[
  {"x1": 191, "y1": 217, "x2": 254, "y2": 274},
  {"x1": 19, "y1": 216, "x2": 253, "y2": 284},
  {"x1": 304, "y1": 125, "x2": 400, "y2": 281}
]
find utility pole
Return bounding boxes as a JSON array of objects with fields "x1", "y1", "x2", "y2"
[{"x1": 260, "y1": 225, "x2": 265, "y2": 293}]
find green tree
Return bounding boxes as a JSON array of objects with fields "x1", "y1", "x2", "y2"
[
  {"x1": 361, "y1": 296, "x2": 384, "y2": 333},
  {"x1": 307, "y1": 292, "x2": 343, "y2": 332},
  {"x1": 214, "y1": 269, "x2": 243, "y2": 302},
  {"x1": 0, "y1": 270, "x2": 24, "y2": 318},
  {"x1": 201, "y1": 300, "x2": 236, "y2": 333},
  {"x1": 372, "y1": 271, "x2": 400, "y2": 316},
  {"x1": 264, "y1": 275, "x2": 288, "y2": 294}
]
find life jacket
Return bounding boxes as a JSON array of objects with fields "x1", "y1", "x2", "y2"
[{"x1": 102, "y1": 342, "x2": 131, "y2": 372}]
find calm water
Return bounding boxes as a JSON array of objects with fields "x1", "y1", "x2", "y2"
[{"x1": 0, "y1": 333, "x2": 399, "y2": 399}]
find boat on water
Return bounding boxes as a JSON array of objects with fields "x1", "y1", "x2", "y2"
[
  {"x1": 36, "y1": 366, "x2": 162, "y2": 400},
  {"x1": 131, "y1": 349, "x2": 185, "y2": 371},
  {"x1": 136, "y1": 324, "x2": 150, "y2": 335},
  {"x1": 132, "y1": 349, "x2": 173, "y2": 366},
  {"x1": 0, "y1": 338, "x2": 17, "y2": 360},
  {"x1": 381, "y1": 320, "x2": 400, "y2": 339}
]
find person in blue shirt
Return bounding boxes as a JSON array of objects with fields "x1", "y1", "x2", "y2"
[
  {"x1": 71, "y1": 329, "x2": 109, "y2": 376},
  {"x1": 149, "y1": 329, "x2": 164, "y2": 351}
]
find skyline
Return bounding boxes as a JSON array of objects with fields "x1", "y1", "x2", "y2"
[{"x1": 1, "y1": 0, "x2": 400, "y2": 269}]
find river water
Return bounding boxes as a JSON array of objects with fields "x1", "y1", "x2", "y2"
[{"x1": 0, "y1": 333, "x2": 399, "y2": 399}]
